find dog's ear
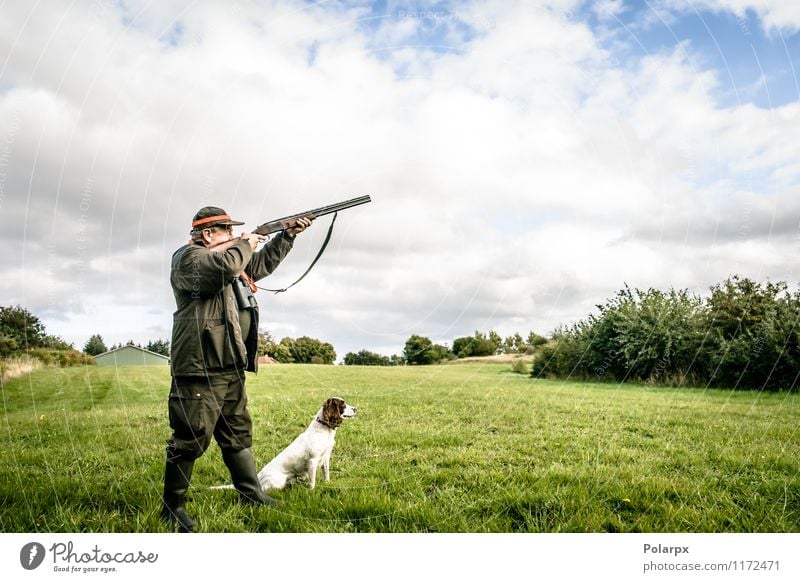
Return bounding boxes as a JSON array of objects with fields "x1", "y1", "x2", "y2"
[{"x1": 322, "y1": 397, "x2": 343, "y2": 428}]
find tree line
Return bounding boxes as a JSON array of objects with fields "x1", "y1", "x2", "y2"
[
  {"x1": 258, "y1": 332, "x2": 336, "y2": 364},
  {"x1": 0, "y1": 305, "x2": 91, "y2": 368},
  {"x1": 530, "y1": 276, "x2": 799, "y2": 391},
  {"x1": 342, "y1": 330, "x2": 547, "y2": 366},
  {"x1": 2, "y1": 303, "x2": 542, "y2": 369},
  {"x1": 5, "y1": 274, "x2": 796, "y2": 390},
  {"x1": 83, "y1": 335, "x2": 171, "y2": 357},
  {"x1": 89, "y1": 332, "x2": 339, "y2": 364},
  {"x1": 0, "y1": 307, "x2": 341, "y2": 367}
]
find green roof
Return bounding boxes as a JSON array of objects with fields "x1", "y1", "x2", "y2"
[{"x1": 94, "y1": 345, "x2": 169, "y2": 366}]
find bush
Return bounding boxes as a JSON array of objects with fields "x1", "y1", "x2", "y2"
[
  {"x1": 530, "y1": 332, "x2": 593, "y2": 380},
  {"x1": 452, "y1": 331, "x2": 501, "y2": 358},
  {"x1": 530, "y1": 277, "x2": 800, "y2": 391},
  {"x1": 27, "y1": 348, "x2": 95, "y2": 367},
  {"x1": 701, "y1": 278, "x2": 800, "y2": 390},
  {"x1": 607, "y1": 287, "x2": 706, "y2": 383},
  {"x1": 511, "y1": 359, "x2": 529, "y2": 374},
  {"x1": 343, "y1": 350, "x2": 403, "y2": 366}
]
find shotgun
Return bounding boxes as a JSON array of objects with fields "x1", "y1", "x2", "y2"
[
  {"x1": 208, "y1": 195, "x2": 371, "y2": 254},
  {"x1": 215, "y1": 195, "x2": 372, "y2": 298},
  {"x1": 250, "y1": 195, "x2": 371, "y2": 236}
]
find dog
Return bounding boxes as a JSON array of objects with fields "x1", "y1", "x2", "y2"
[{"x1": 256, "y1": 397, "x2": 357, "y2": 491}]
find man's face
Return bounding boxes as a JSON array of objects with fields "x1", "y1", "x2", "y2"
[{"x1": 202, "y1": 224, "x2": 234, "y2": 247}]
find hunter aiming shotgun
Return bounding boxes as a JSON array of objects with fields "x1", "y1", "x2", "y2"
[
  {"x1": 163, "y1": 195, "x2": 369, "y2": 530},
  {"x1": 209, "y1": 195, "x2": 371, "y2": 297}
]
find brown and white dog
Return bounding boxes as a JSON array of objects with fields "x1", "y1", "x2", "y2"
[{"x1": 256, "y1": 397, "x2": 357, "y2": 491}]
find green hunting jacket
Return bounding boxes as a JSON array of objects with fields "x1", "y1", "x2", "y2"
[{"x1": 169, "y1": 233, "x2": 294, "y2": 377}]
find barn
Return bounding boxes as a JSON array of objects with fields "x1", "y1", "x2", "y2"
[{"x1": 94, "y1": 345, "x2": 170, "y2": 367}]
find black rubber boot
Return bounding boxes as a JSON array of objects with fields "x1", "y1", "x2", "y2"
[
  {"x1": 160, "y1": 456, "x2": 197, "y2": 532},
  {"x1": 222, "y1": 448, "x2": 279, "y2": 506}
]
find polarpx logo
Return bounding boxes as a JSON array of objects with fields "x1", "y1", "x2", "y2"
[{"x1": 20, "y1": 542, "x2": 46, "y2": 570}]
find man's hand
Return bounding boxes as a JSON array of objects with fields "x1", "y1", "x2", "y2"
[
  {"x1": 240, "y1": 232, "x2": 266, "y2": 250},
  {"x1": 286, "y1": 216, "x2": 314, "y2": 237}
]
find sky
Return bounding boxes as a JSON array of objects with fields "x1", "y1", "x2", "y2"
[{"x1": 1, "y1": 0, "x2": 798, "y2": 360}]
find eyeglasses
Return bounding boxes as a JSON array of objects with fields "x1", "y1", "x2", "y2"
[{"x1": 208, "y1": 225, "x2": 233, "y2": 233}]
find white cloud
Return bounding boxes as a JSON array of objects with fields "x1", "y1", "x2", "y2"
[
  {"x1": 593, "y1": 0, "x2": 629, "y2": 22},
  {"x1": 0, "y1": 0, "x2": 797, "y2": 358},
  {"x1": 663, "y1": 0, "x2": 800, "y2": 32}
]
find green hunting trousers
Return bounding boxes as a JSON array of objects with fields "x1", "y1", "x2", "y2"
[{"x1": 166, "y1": 371, "x2": 253, "y2": 460}]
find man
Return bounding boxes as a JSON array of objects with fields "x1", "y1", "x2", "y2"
[{"x1": 161, "y1": 205, "x2": 312, "y2": 532}]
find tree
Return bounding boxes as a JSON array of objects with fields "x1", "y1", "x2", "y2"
[
  {"x1": 272, "y1": 339, "x2": 295, "y2": 363},
  {"x1": 84, "y1": 334, "x2": 108, "y2": 356},
  {"x1": 501, "y1": 333, "x2": 529, "y2": 354},
  {"x1": 257, "y1": 331, "x2": 292, "y2": 362},
  {"x1": 0, "y1": 305, "x2": 46, "y2": 354},
  {"x1": 0, "y1": 334, "x2": 18, "y2": 356},
  {"x1": 291, "y1": 336, "x2": 336, "y2": 364},
  {"x1": 145, "y1": 339, "x2": 170, "y2": 357},
  {"x1": 487, "y1": 330, "x2": 502, "y2": 353},
  {"x1": 526, "y1": 331, "x2": 547, "y2": 347},
  {"x1": 257, "y1": 330, "x2": 276, "y2": 356},
  {"x1": 403, "y1": 335, "x2": 451, "y2": 365},
  {"x1": 42, "y1": 335, "x2": 73, "y2": 350},
  {"x1": 430, "y1": 342, "x2": 454, "y2": 362},
  {"x1": 452, "y1": 331, "x2": 498, "y2": 358},
  {"x1": 275, "y1": 337, "x2": 296, "y2": 363},
  {"x1": 344, "y1": 350, "x2": 393, "y2": 366},
  {"x1": 404, "y1": 335, "x2": 433, "y2": 365},
  {"x1": 452, "y1": 336, "x2": 472, "y2": 357},
  {"x1": 265, "y1": 336, "x2": 336, "y2": 364}
]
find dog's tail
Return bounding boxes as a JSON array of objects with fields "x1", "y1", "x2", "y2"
[{"x1": 208, "y1": 484, "x2": 235, "y2": 490}]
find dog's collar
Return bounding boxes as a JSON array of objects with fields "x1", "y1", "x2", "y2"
[{"x1": 316, "y1": 417, "x2": 339, "y2": 429}]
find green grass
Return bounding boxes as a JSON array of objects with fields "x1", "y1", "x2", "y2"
[{"x1": 1, "y1": 363, "x2": 798, "y2": 532}]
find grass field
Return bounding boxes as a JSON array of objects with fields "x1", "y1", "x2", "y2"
[{"x1": 1, "y1": 362, "x2": 798, "y2": 533}]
